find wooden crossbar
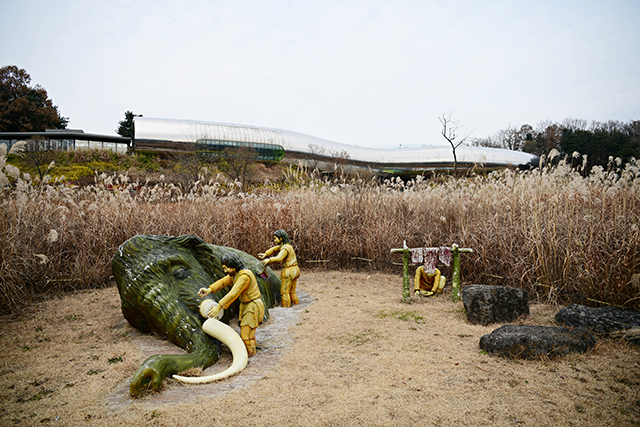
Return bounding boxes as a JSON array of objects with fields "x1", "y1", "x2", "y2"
[{"x1": 391, "y1": 242, "x2": 473, "y2": 302}]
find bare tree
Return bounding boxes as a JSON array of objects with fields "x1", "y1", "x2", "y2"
[
  {"x1": 472, "y1": 135, "x2": 501, "y2": 148},
  {"x1": 307, "y1": 143, "x2": 326, "y2": 171},
  {"x1": 496, "y1": 126, "x2": 520, "y2": 151},
  {"x1": 330, "y1": 149, "x2": 351, "y2": 178},
  {"x1": 474, "y1": 124, "x2": 533, "y2": 151},
  {"x1": 216, "y1": 146, "x2": 257, "y2": 192},
  {"x1": 23, "y1": 137, "x2": 57, "y2": 183},
  {"x1": 561, "y1": 117, "x2": 588, "y2": 131},
  {"x1": 439, "y1": 112, "x2": 472, "y2": 174},
  {"x1": 169, "y1": 144, "x2": 210, "y2": 191}
]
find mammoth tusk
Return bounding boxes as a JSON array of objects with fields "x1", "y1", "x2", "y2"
[
  {"x1": 198, "y1": 298, "x2": 224, "y2": 320},
  {"x1": 173, "y1": 301, "x2": 248, "y2": 384}
]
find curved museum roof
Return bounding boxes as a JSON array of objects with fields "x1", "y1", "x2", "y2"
[{"x1": 133, "y1": 117, "x2": 536, "y2": 168}]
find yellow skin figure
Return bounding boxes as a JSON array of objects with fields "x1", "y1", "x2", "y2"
[
  {"x1": 198, "y1": 264, "x2": 265, "y2": 357},
  {"x1": 414, "y1": 266, "x2": 445, "y2": 297},
  {"x1": 258, "y1": 235, "x2": 300, "y2": 307}
]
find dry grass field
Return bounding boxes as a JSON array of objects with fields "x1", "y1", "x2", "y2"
[
  {"x1": 1, "y1": 271, "x2": 638, "y2": 427},
  {"x1": 2, "y1": 158, "x2": 640, "y2": 314}
]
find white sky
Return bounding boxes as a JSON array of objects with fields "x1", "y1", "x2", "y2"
[{"x1": 1, "y1": 0, "x2": 638, "y2": 148}]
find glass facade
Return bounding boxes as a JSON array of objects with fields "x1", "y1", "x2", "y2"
[
  {"x1": 0, "y1": 133, "x2": 129, "y2": 154},
  {"x1": 133, "y1": 117, "x2": 538, "y2": 168},
  {"x1": 196, "y1": 139, "x2": 285, "y2": 161}
]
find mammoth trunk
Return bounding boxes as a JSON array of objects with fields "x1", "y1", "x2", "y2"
[
  {"x1": 130, "y1": 349, "x2": 218, "y2": 396},
  {"x1": 123, "y1": 285, "x2": 220, "y2": 396}
]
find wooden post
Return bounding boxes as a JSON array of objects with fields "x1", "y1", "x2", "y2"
[
  {"x1": 451, "y1": 244, "x2": 462, "y2": 302},
  {"x1": 390, "y1": 241, "x2": 411, "y2": 303},
  {"x1": 451, "y1": 243, "x2": 473, "y2": 302},
  {"x1": 402, "y1": 246, "x2": 410, "y2": 302}
]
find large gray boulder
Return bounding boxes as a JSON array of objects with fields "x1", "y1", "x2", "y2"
[
  {"x1": 479, "y1": 324, "x2": 596, "y2": 359},
  {"x1": 556, "y1": 304, "x2": 640, "y2": 346},
  {"x1": 462, "y1": 285, "x2": 529, "y2": 325}
]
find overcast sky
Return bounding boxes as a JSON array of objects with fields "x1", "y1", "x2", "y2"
[{"x1": 1, "y1": 0, "x2": 639, "y2": 148}]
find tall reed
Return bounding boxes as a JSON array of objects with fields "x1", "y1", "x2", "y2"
[{"x1": 1, "y1": 155, "x2": 639, "y2": 314}]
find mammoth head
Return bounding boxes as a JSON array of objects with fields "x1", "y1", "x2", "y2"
[{"x1": 111, "y1": 234, "x2": 281, "y2": 335}]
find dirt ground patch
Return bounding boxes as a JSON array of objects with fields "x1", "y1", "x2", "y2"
[{"x1": 1, "y1": 271, "x2": 639, "y2": 426}]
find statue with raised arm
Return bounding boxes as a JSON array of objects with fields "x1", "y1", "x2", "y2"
[
  {"x1": 258, "y1": 229, "x2": 300, "y2": 307},
  {"x1": 199, "y1": 252, "x2": 264, "y2": 357}
]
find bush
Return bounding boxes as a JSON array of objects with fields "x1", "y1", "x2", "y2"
[
  {"x1": 48, "y1": 165, "x2": 94, "y2": 182},
  {"x1": 131, "y1": 151, "x2": 161, "y2": 172}
]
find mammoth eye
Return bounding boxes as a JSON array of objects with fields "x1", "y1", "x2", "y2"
[{"x1": 173, "y1": 268, "x2": 190, "y2": 280}]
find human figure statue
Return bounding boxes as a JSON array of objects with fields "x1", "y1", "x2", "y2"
[
  {"x1": 198, "y1": 253, "x2": 265, "y2": 357},
  {"x1": 414, "y1": 266, "x2": 446, "y2": 297},
  {"x1": 258, "y1": 229, "x2": 300, "y2": 307}
]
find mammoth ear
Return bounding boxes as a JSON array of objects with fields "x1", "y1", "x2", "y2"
[{"x1": 172, "y1": 234, "x2": 224, "y2": 278}]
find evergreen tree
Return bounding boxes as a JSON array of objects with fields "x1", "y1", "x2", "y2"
[{"x1": 116, "y1": 111, "x2": 141, "y2": 138}]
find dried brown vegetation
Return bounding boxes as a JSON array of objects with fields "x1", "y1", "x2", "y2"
[{"x1": 1, "y1": 147, "x2": 639, "y2": 314}]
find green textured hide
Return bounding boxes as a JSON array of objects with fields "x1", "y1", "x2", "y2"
[{"x1": 111, "y1": 234, "x2": 281, "y2": 396}]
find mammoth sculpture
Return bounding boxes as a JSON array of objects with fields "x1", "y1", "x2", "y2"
[{"x1": 111, "y1": 234, "x2": 281, "y2": 396}]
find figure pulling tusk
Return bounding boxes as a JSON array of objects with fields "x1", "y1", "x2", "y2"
[{"x1": 173, "y1": 300, "x2": 248, "y2": 384}]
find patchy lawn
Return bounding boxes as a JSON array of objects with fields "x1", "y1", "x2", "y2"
[{"x1": 1, "y1": 271, "x2": 638, "y2": 426}]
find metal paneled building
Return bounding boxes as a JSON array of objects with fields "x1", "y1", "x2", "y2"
[{"x1": 133, "y1": 117, "x2": 536, "y2": 172}]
